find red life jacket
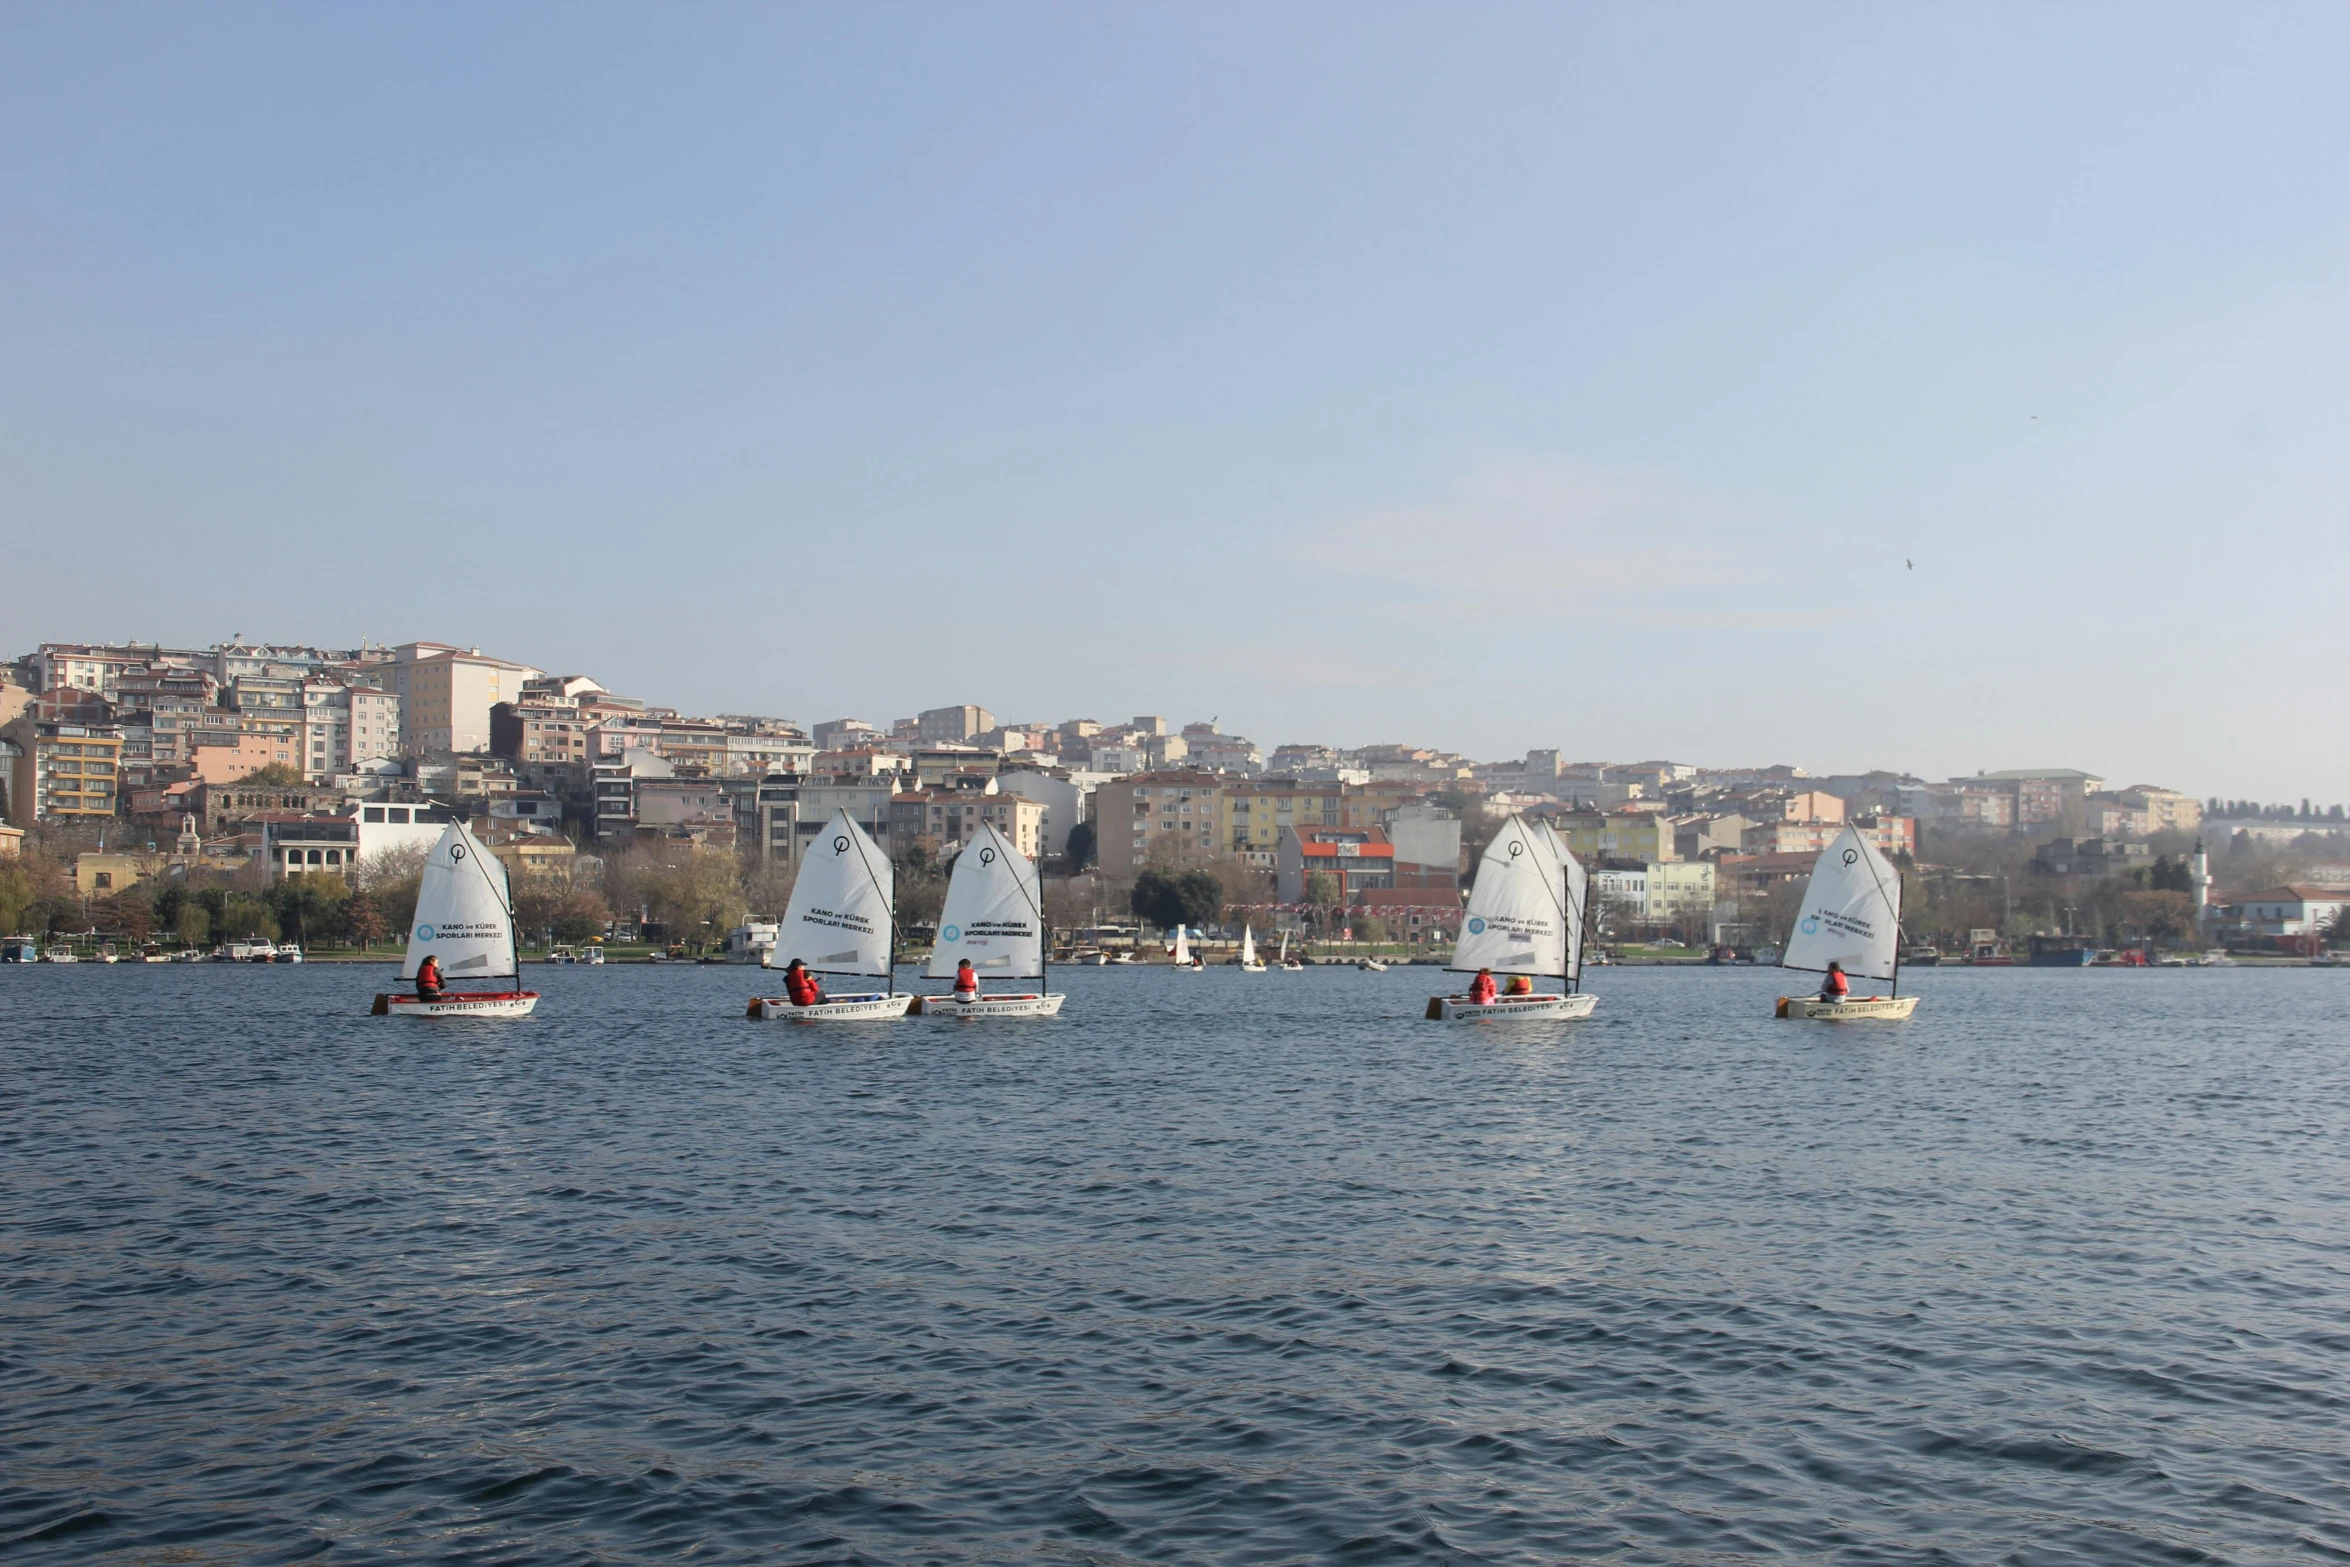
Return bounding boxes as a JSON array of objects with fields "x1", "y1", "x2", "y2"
[
  {"x1": 1823, "y1": 968, "x2": 1849, "y2": 997},
  {"x1": 954, "y1": 967, "x2": 978, "y2": 994},
  {"x1": 1469, "y1": 973, "x2": 1497, "y2": 1003},
  {"x1": 785, "y1": 968, "x2": 819, "y2": 1006}
]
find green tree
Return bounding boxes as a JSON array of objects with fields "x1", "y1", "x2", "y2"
[
  {"x1": 235, "y1": 762, "x2": 306, "y2": 787},
  {"x1": 1063, "y1": 821, "x2": 1096, "y2": 872},
  {"x1": 1130, "y1": 868, "x2": 1222, "y2": 931}
]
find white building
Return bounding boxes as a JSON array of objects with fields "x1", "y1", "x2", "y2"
[
  {"x1": 996, "y1": 768, "x2": 1115, "y2": 859},
  {"x1": 392, "y1": 642, "x2": 541, "y2": 755}
]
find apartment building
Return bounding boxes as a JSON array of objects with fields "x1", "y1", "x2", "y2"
[
  {"x1": 392, "y1": 643, "x2": 541, "y2": 754},
  {"x1": 916, "y1": 704, "x2": 995, "y2": 744},
  {"x1": 1275, "y1": 826, "x2": 1397, "y2": 904},
  {"x1": 1092, "y1": 773, "x2": 1226, "y2": 867},
  {"x1": 3, "y1": 718, "x2": 122, "y2": 823},
  {"x1": 300, "y1": 680, "x2": 401, "y2": 783},
  {"x1": 1217, "y1": 780, "x2": 1343, "y2": 861},
  {"x1": 1554, "y1": 809, "x2": 1680, "y2": 863},
  {"x1": 891, "y1": 787, "x2": 1046, "y2": 861},
  {"x1": 1741, "y1": 815, "x2": 1917, "y2": 858}
]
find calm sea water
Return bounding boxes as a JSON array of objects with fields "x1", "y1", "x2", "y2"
[{"x1": 3, "y1": 962, "x2": 2346, "y2": 1564}]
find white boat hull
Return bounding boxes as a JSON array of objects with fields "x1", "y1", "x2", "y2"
[
  {"x1": 750, "y1": 992, "x2": 916, "y2": 1022},
  {"x1": 373, "y1": 990, "x2": 541, "y2": 1018},
  {"x1": 1429, "y1": 992, "x2": 1598, "y2": 1022},
  {"x1": 1776, "y1": 994, "x2": 1918, "y2": 1021},
  {"x1": 910, "y1": 992, "x2": 1067, "y2": 1018}
]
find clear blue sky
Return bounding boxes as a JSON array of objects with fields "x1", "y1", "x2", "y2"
[{"x1": 4, "y1": 4, "x2": 2345, "y2": 801}]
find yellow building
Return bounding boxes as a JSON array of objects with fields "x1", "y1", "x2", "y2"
[
  {"x1": 5, "y1": 719, "x2": 123, "y2": 823},
  {"x1": 74, "y1": 851, "x2": 163, "y2": 895},
  {"x1": 1219, "y1": 781, "x2": 1344, "y2": 861},
  {"x1": 490, "y1": 837, "x2": 579, "y2": 880},
  {"x1": 1554, "y1": 809, "x2": 1679, "y2": 863}
]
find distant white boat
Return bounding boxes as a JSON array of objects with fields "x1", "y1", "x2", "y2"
[
  {"x1": 722, "y1": 921, "x2": 780, "y2": 965},
  {"x1": 1235, "y1": 925, "x2": 1265, "y2": 972},
  {"x1": 1429, "y1": 816, "x2": 1597, "y2": 1022},
  {"x1": 911, "y1": 823, "x2": 1064, "y2": 1018},
  {"x1": 1278, "y1": 930, "x2": 1304, "y2": 970},
  {"x1": 1774, "y1": 827, "x2": 1917, "y2": 1021},
  {"x1": 750, "y1": 810, "x2": 913, "y2": 1021},
  {"x1": 42, "y1": 943, "x2": 78, "y2": 964},
  {"x1": 1171, "y1": 924, "x2": 1201, "y2": 971},
  {"x1": 372, "y1": 821, "x2": 541, "y2": 1018}
]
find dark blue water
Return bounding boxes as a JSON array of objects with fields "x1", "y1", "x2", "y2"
[{"x1": 4, "y1": 962, "x2": 2347, "y2": 1563}]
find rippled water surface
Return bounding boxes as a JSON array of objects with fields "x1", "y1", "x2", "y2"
[{"x1": 4, "y1": 962, "x2": 2348, "y2": 1563}]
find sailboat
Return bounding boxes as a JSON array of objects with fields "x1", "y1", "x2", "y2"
[
  {"x1": 910, "y1": 824, "x2": 1065, "y2": 1017},
  {"x1": 372, "y1": 821, "x2": 540, "y2": 1017},
  {"x1": 1171, "y1": 923, "x2": 1202, "y2": 970},
  {"x1": 1235, "y1": 925, "x2": 1265, "y2": 972},
  {"x1": 1775, "y1": 826, "x2": 1917, "y2": 1019},
  {"x1": 1427, "y1": 814, "x2": 1597, "y2": 1021},
  {"x1": 1278, "y1": 930, "x2": 1304, "y2": 970},
  {"x1": 748, "y1": 809, "x2": 913, "y2": 1021}
]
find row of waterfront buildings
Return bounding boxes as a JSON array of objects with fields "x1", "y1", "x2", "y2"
[{"x1": 3, "y1": 638, "x2": 2340, "y2": 947}]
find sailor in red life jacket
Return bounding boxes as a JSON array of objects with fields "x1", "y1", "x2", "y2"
[
  {"x1": 415, "y1": 954, "x2": 444, "y2": 1000},
  {"x1": 953, "y1": 959, "x2": 979, "y2": 1000},
  {"x1": 1468, "y1": 967, "x2": 1498, "y2": 1005},
  {"x1": 1819, "y1": 961, "x2": 1850, "y2": 1003},
  {"x1": 1505, "y1": 974, "x2": 1533, "y2": 997},
  {"x1": 782, "y1": 958, "x2": 824, "y2": 1007}
]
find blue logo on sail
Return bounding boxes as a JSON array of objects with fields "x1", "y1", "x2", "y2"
[
  {"x1": 416, "y1": 925, "x2": 435, "y2": 940},
  {"x1": 1800, "y1": 916, "x2": 1819, "y2": 935},
  {"x1": 1467, "y1": 917, "x2": 1486, "y2": 935},
  {"x1": 940, "y1": 925, "x2": 961, "y2": 943}
]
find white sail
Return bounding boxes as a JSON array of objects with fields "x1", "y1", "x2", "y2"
[
  {"x1": 770, "y1": 809, "x2": 894, "y2": 976},
  {"x1": 1449, "y1": 814, "x2": 1567, "y2": 976},
  {"x1": 1172, "y1": 924, "x2": 1191, "y2": 964},
  {"x1": 1538, "y1": 821, "x2": 1592, "y2": 980},
  {"x1": 927, "y1": 823, "x2": 1042, "y2": 979},
  {"x1": 401, "y1": 822, "x2": 517, "y2": 982},
  {"x1": 1240, "y1": 926, "x2": 1257, "y2": 965},
  {"x1": 1779, "y1": 826, "x2": 1903, "y2": 984}
]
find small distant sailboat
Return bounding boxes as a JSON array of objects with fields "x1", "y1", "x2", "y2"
[
  {"x1": 1278, "y1": 930, "x2": 1304, "y2": 970},
  {"x1": 1774, "y1": 826, "x2": 1918, "y2": 1020},
  {"x1": 372, "y1": 821, "x2": 540, "y2": 1017},
  {"x1": 749, "y1": 809, "x2": 913, "y2": 1021},
  {"x1": 1236, "y1": 925, "x2": 1266, "y2": 972},
  {"x1": 1171, "y1": 923, "x2": 1202, "y2": 971},
  {"x1": 911, "y1": 825, "x2": 1065, "y2": 1018},
  {"x1": 1428, "y1": 815, "x2": 1597, "y2": 1021}
]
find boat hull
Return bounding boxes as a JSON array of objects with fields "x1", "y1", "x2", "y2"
[
  {"x1": 1775, "y1": 995, "x2": 1919, "y2": 1021},
  {"x1": 373, "y1": 991, "x2": 541, "y2": 1018},
  {"x1": 750, "y1": 992, "x2": 916, "y2": 1022},
  {"x1": 1429, "y1": 992, "x2": 1599, "y2": 1022},
  {"x1": 910, "y1": 992, "x2": 1067, "y2": 1018}
]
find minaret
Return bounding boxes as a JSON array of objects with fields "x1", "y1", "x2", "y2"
[{"x1": 2190, "y1": 837, "x2": 2210, "y2": 922}]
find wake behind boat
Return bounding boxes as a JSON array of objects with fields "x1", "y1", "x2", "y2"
[
  {"x1": 910, "y1": 823, "x2": 1064, "y2": 1018},
  {"x1": 1774, "y1": 826, "x2": 1917, "y2": 1021},
  {"x1": 1429, "y1": 815, "x2": 1596, "y2": 1021},
  {"x1": 749, "y1": 810, "x2": 913, "y2": 1021},
  {"x1": 372, "y1": 821, "x2": 540, "y2": 1018}
]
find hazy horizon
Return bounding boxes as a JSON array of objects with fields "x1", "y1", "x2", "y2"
[{"x1": 5, "y1": 4, "x2": 2346, "y2": 801}]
